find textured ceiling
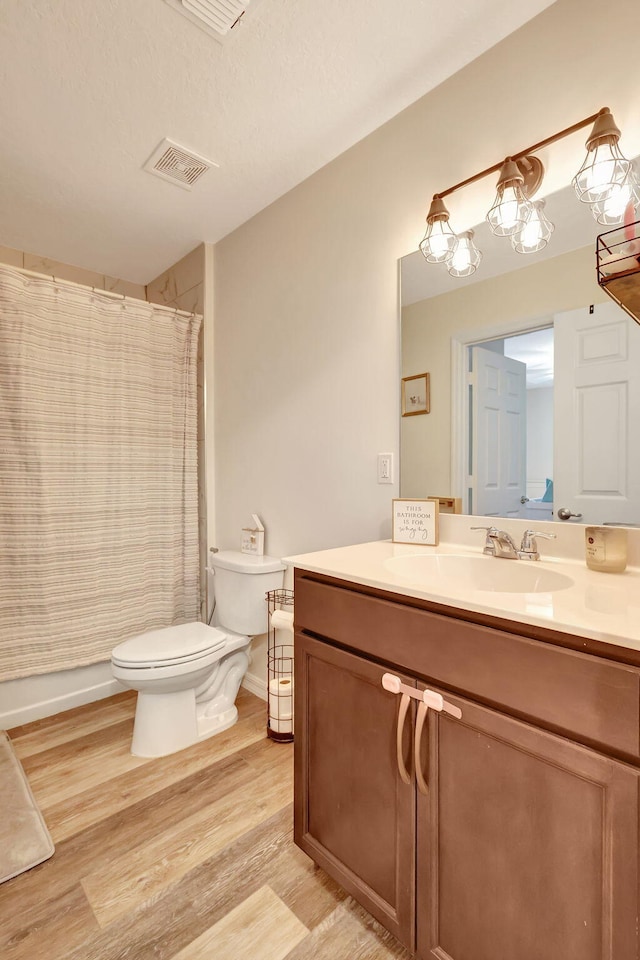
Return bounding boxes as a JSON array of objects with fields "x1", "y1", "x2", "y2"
[{"x1": 0, "y1": 0, "x2": 555, "y2": 283}]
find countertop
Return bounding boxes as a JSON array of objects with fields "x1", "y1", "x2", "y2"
[{"x1": 284, "y1": 538, "x2": 640, "y2": 654}]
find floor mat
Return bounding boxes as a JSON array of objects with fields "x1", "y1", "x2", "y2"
[{"x1": 0, "y1": 730, "x2": 54, "y2": 883}]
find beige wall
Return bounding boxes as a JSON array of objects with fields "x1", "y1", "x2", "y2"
[
  {"x1": 400, "y1": 244, "x2": 609, "y2": 498},
  {"x1": 211, "y1": 0, "x2": 640, "y2": 564},
  {"x1": 147, "y1": 245, "x2": 207, "y2": 620},
  {"x1": 0, "y1": 244, "x2": 146, "y2": 299}
]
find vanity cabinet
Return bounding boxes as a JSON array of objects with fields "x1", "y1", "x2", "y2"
[{"x1": 293, "y1": 569, "x2": 640, "y2": 960}]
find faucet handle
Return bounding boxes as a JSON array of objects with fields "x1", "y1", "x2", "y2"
[
  {"x1": 471, "y1": 525, "x2": 498, "y2": 555},
  {"x1": 520, "y1": 529, "x2": 557, "y2": 556}
]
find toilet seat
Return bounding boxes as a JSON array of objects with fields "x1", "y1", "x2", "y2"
[{"x1": 111, "y1": 622, "x2": 227, "y2": 669}]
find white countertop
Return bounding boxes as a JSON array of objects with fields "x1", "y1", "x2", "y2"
[{"x1": 284, "y1": 538, "x2": 640, "y2": 654}]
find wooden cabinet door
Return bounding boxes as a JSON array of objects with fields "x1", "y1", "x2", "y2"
[
  {"x1": 416, "y1": 689, "x2": 640, "y2": 960},
  {"x1": 294, "y1": 633, "x2": 416, "y2": 949}
]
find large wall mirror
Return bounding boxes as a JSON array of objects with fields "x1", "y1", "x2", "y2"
[{"x1": 400, "y1": 177, "x2": 640, "y2": 525}]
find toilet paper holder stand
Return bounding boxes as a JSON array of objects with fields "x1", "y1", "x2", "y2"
[{"x1": 266, "y1": 587, "x2": 295, "y2": 743}]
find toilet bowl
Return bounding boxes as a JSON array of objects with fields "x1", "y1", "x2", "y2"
[{"x1": 111, "y1": 552, "x2": 285, "y2": 757}]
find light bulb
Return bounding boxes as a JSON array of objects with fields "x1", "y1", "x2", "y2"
[
  {"x1": 487, "y1": 159, "x2": 534, "y2": 238},
  {"x1": 512, "y1": 200, "x2": 554, "y2": 254},
  {"x1": 591, "y1": 174, "x2": 639, "y2": 226},
  {"x1": 496, "y1": 188, "x2": 520, "y2": 231},
  {"x1": 448, "y1": 231, "x2": 482, "y2": 278},
  {"x1": 585, "y1": 145, "x2": 618, "y2": 197}
]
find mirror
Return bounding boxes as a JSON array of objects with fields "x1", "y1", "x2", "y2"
[{"x1": 400, "y1": 178, "x2": 640, "y2": 525}]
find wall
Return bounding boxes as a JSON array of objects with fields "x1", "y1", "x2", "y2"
[
  {"x1": 527, "y1": 387, "x2": 554, "y2": 499},
  {"x1": 0, "y1": 244, "x2": 146, "y2": 298},
  {"x1": 147, "y1": 244, "x2": 208, "y2": 621},
  {"x1": 400, "y1": 244, "x2": 608, "y2": 498}
]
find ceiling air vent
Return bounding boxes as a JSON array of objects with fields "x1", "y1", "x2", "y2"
[
  {"x1": 143, "y1": 138, "x2": 218, "y2": 191},
  {"x1": 162, "y1": 0, "x2": 264, "y2": 42}
]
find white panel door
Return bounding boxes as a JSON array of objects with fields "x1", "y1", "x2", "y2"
[
  {"x1": 554, "y1": 302, "x2": 640, "y2": 524},
  {"x1": 470, "y1": 346, "x2": 527, "y2": 517}
]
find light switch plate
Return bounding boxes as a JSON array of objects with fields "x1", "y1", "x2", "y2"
[{"x1": 378, "y1": 453, "x2": 394, "y2": 484}]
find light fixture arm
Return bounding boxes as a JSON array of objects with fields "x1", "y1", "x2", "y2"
[{"x1": 438, "y1": 108, "x2": 608, "y2": 201}]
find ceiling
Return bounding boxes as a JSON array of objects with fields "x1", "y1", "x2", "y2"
[{"x1": 0, "y1": 0, "x2": 555, "y2": 284}]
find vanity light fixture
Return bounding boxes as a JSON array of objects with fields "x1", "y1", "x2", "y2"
[
  {"x1": 511, "y1": 199, "x2": 554, "y2": 254},
  {"x1": 420, "y1": 106, "x2": 633, "y2": 278},
  {"x1": 419, "y1": 195, "x2": 457, "y2": 262}
]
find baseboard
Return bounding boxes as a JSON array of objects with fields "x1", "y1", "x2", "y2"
[
  {"x1": 1, "y1": 677, "x2": 122, "y2": 729},
  {"x1": 3, "y1": 664, "x2": 266, "y2": 729},
  {"x1": 241, "y1": 671, "x2": 267, "y2": 701}
]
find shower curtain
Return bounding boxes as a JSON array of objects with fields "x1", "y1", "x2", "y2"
[{"x1": 0, "y1": 265, "x2": 202, "y2": 681}]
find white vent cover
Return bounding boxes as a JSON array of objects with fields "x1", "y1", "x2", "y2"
[
  {"x1": 143, "y1": 138, "x2": 218, "y2": 190},
  {"x1": 162, "y1": 0, "x2": 264, "y2": 42}
]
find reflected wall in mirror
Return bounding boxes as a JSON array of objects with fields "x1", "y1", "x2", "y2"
[{"x1": 400, "y1": 181, "x2": 640, "y2": 525}]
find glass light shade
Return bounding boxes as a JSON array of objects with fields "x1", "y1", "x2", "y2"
[
  {"x1": 573, "y1": 140, "x2": 631, "y2": 205},
  {"x1": 419, "y1": 218, "x2": 457, "y2": 263},
  {"x1": 448, "y1": 231, "x2": 482, "y2": 278},
  {"x1": 486, "y1": 162, "x2": 533, "y2": 237},
  {"x1": 511, "y1": 200, "x2": 555, "y2": 254},
  {"x1": 590, "y1": 172, "x2": 640, "y2": 226}
]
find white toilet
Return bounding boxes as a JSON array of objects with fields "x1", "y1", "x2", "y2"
[{"x1": 111, "y1": 551, "x2": 285, "y2": 757}]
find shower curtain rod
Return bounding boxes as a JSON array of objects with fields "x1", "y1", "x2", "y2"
[{"x1": 1, "y1": 262, "x2": 200, "y2": 319}]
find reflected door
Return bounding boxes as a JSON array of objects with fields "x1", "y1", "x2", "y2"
[
  {"x1": 469, "y1": 346, "x2": 527, "y2": 517},
  {"x1": 554, "y1": 302, "x2": 640, "y2": 524}
]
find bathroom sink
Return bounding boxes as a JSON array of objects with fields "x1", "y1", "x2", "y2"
[{"x1": 384, "y1": 554, "x2": 574, "y2": 594}]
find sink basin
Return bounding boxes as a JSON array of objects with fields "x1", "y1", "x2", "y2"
[{"x1": 384, "y1": 554, "x2": 574, "y2": 594}]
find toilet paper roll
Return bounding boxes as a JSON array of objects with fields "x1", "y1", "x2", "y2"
[
  {"x1": 271, "y1": 609, "x2": 294, "y2": 634},
  {"x1": 270, "y1": 716, "x2": 293, "y2": 734},
  {"x1": 269, "y1": 676, "x2": 293, "y2": 729}
]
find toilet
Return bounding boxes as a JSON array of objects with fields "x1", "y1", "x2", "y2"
[{"x1": 111, "y1": 551, "x2": 285, "y2": 757}]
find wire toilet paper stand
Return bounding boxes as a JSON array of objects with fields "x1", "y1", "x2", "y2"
[{"x1": 266, "y1": 588, "x2": 295, "y2": 742}]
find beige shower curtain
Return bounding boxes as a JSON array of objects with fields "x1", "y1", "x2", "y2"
[{"x1": 0, "y1": 265, "x2": 202, "y2": 681}]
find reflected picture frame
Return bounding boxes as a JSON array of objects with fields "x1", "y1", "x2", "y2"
[{"x1": 401, "y1": 372, "x2": 430, "y2": 416}]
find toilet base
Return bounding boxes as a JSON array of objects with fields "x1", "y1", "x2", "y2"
[
  {"x1": 197, "y1": 704, "x2": 239, "y2": 742},
  {"x1": 130, "y1": 691, "x2": 241, "y2": 758}
]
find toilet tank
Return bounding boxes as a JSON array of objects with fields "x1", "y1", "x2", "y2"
[{"x1": 209, "y1": 551, "x2": 285, "y2": 636}]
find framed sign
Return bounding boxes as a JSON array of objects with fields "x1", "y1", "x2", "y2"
[
  {"x1": 392, "y1": 498, "x2": 439, "y2": 545},
  {"x1": 401, "y1": 372, "x2": 430, "y2": 416}
]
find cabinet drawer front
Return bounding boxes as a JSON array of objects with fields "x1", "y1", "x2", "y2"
[{"x1": 294, "y1": 573, "x2": 640, "y2": 759}]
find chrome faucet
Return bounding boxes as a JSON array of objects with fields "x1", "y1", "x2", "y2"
[
  {"x1": 488, "y1": 529, "x2": 520, "y2": 559},
  {"x1": 472, "y1": 526, "x2": 556, "y2": 560},
  {"x1": 518, "y1": 529, "x2": 556, "y2": 560}
]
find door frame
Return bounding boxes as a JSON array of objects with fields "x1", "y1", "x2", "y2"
[{"x1": 450, "y1": 318, "x2": 553, "y2": 510}]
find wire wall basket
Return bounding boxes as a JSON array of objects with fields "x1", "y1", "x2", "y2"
[
  {"x1": 266, "y1": 588, "x2": 294, "y2": 742},
  {"x1": 597, "y1": 218, "x2": 640, "y2": 326}
]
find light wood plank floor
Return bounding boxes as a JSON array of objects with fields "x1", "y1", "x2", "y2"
[{"x1": 2, "y1": 688, "x2": 411, "y2": 960}]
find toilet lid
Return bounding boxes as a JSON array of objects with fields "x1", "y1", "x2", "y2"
[{"x1": 112, "y1": 622, "x2": 227, "y2": 668}]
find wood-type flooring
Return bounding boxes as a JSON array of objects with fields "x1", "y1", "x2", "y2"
[{"x1": 2, "y1": 688, "x2": 411, "y2": 960}]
